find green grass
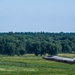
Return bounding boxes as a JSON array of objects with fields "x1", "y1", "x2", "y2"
[{"x1": 0, "y1": 54, "x2": 75, "y2": 75}]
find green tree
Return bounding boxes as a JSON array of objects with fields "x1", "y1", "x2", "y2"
[
  {"x1": 72, "y1": 46, "x2": 75, "y2": 54},
  {"x1": 32, "y1": 42, "x2": 41, "y2": 56},
  {"x1": 47, "y1": 43, "x2": 57, "y2": 55},
  {"x1": 40, "y1": 41, "x2": 47, "y2": 56}
]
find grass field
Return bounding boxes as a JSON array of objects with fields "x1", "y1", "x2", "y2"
[{"x1": 0, "y1": 54, "x2": 75, "y2": 75}]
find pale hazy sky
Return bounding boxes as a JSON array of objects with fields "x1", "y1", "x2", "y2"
[{"x1": 0, "y1": 0, "x2": 75, "y2": 32}]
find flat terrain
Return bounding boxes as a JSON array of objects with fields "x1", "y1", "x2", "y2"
[{"x1": 0, "y1": 54, "x2": 75, "y2": 75}]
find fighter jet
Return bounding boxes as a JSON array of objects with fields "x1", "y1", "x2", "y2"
[{"x1": 43, "y1": 56, "x2": 75, "y2": 64}]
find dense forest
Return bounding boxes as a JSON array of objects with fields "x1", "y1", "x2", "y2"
[{"x1": 0, "y1": 32, "x2": 75, "y2": 56}]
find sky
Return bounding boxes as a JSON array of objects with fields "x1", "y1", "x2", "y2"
[{"x1": 0, "y1": 0, "x2": 75, "y2": 32}]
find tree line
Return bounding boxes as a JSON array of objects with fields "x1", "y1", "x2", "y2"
[{"x1": 0, "y1": 32, "x2": 75, "y2": 56}]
